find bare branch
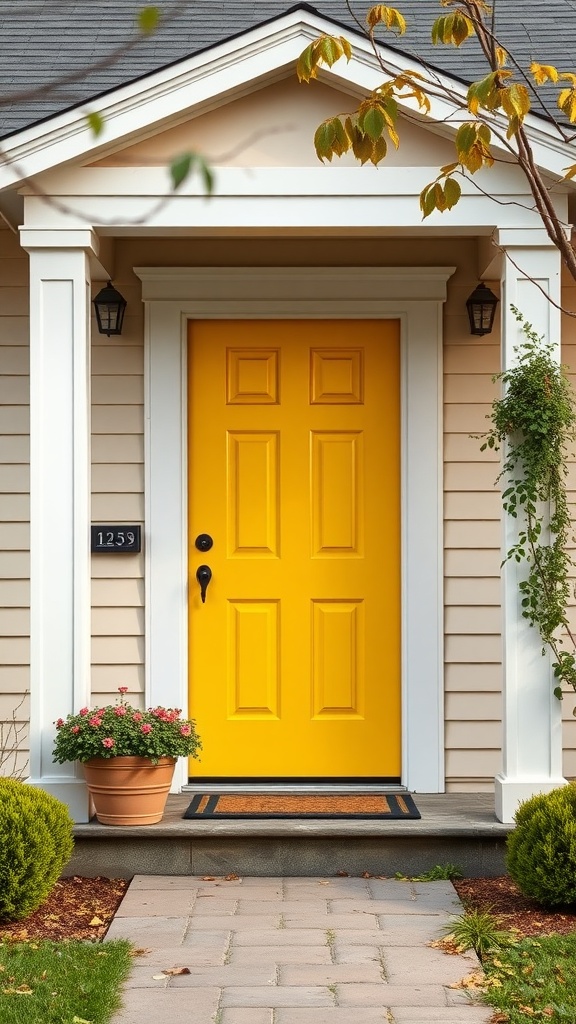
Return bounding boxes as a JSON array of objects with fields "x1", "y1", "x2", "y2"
[{"x1": 0, "y1": 694, "x2": 29, "y2": 781}]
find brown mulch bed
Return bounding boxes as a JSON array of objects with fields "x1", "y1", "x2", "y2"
[
  {"x1": 0, "y1": 877, "x2": 129, "y2": 942},
  {"x1": 454, "y1": 876, "x2": 576, "y2": 938},
  {"x1": 2, "y1": 874, "x2": 576, "y2": 943}
]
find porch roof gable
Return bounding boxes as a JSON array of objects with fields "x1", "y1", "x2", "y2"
[{"x1": 2, "y1": 4, "x2": 576, "y2": 194}]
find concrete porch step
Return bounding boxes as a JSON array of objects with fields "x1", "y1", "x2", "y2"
[{"x1": 68, "y1": 793, "x2": 512, "y2": 879}]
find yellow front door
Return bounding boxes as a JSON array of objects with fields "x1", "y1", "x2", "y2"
[{"x1": 188, "y1": 319, "x2": 400, "y2": 778}]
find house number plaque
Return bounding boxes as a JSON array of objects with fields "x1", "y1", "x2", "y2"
[{"x1": 91, "y1": 525, "x2": 141, "y2": 553}]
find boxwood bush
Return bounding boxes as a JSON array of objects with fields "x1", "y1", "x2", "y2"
[
  {"x1": 0, "y1": 779, "x2": 74, "y2": 919},
  {"x1": 506, "y1": 783, "x2": 576, "y2": 907}
]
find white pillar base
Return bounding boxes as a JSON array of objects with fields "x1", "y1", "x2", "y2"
[
  {"x1": 25, "y1": 777, "x2": 91, "y2": 824},
  {"x1": 495, "y1": 773, "x2": 567, "y2": 824}
]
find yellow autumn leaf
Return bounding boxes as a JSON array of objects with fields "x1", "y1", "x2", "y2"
[
  {"x1": 89, "y1": 916, "x2": 104, "y2": 926},
  {"x1": 432, "y1": 11, "x2": 474, "y2": 46},
  {"x1": 501, "y1": 83, "x2": 530, "y2": 120},
  {"x1": 530, "y1": 62, "x2": 559, "y2": 85},
  {"x1": 558, "y1": 88, "x2": 576, "y2": 121},
  {"x1": 366, "y1": 5, "x2": 407, "y2": 34}
]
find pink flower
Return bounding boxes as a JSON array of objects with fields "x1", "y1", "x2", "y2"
[
  {"x1": 55, "y1": 718, "x2": 65, "y2": 728},
  {"x1": 79, "y1": 707, "x2": 89, "y2": 716},
  {"x1": 140, "y1": 723, "x2": 152, "y2": 735},
  {"x1": 132, "y1": 712, "x2": 143, "y2": 723},
  {"x1": 89, "y1": 716, "x2": 102, "y2": 728},
  {"x1": 114, "y1": 706, "x2": 127, "y2": 716},
  {"x1": 118, "y1": 686, "x2": 129, "y2": 694},
  {"x1": 180, "y1": 724, "x2": 191, "y2": 736},
  {"x1": 102, "y1": 737, "x2": 115, "y2": 749},
  {"x1": 71, "y1": 725, "x2": 80, "y2": 734}
]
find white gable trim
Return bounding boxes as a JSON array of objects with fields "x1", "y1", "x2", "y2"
[
  {"x1": 2, "y1": 9, "x2": 574, "y2": 192},
  {"x1": 136, "y1": 265, "x2": 454, "y2": 793}
]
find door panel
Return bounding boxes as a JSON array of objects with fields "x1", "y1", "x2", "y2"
[{"x1": 188, "y1": 320, "x2": 400, "y2": 778}]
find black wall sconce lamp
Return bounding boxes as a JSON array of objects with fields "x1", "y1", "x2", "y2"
[
  {"x1": 466, "y1": 282, "x2": 499, "y2": 336},
  {"x1": 93, "y1": 281, "x2": 127, "y2": 336}
]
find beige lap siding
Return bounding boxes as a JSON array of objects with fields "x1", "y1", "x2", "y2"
[
  {"x1": 0, "y1": 222, "x2": 30, "y2": 775},
  {"x1": 3, "y1": 222, "x2": 574, "y2": 787},
  {"x1": 443, "y1": 260, "x2": 503, "y2": 793},
  {"x1": 90, "y1": 261, "x2": 145, "y2": 709}
]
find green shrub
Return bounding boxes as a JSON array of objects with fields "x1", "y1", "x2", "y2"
[
  {"x1": 0, "y1": 779, "x2": 74, "y2": 920},
  {"x1": 506, "y1": 782, "x2": 576, "y2": 907}
]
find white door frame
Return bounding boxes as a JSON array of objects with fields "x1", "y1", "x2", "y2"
[{"x1": 136, "y1": 266, "x2": 454, "y2": 793}]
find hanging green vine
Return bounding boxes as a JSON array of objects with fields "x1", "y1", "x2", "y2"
[{"x1": 481, "y1": 307, "x2": 576, "y2": 700}]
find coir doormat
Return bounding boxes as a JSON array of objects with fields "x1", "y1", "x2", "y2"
[{"x1": 182, "y1": 793, "x2": 420, "y2": 820}]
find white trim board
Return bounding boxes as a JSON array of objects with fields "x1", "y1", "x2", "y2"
[{"x1": 137, "y1": 265, "x2": 454, "y2": 793}]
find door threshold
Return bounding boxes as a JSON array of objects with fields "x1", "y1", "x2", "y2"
[{"x1": 183, "y1": 782, "x2": 407, "y2": 795}]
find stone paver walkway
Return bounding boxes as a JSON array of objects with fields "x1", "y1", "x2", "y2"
[{"x1": 106, "y1": 875, "x2": 492, "y2": 1024}]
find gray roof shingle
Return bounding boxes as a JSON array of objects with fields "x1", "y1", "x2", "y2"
[{"x1": 0, "y1": 1, "x2": 574, "y2": 138}]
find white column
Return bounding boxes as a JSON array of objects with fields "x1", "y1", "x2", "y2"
[
  {"x1": 21, "y1": 229, "x2": 96, "y2": 822},
  {"x1": 495, "y1": 229, "x2": 567, "y2": 823}
]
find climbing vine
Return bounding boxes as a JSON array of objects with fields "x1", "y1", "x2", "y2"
[{"x1": 481, "y1": 307, "x2": 576, "y2": 700}]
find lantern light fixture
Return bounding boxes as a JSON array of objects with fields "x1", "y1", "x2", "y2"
[
  {"x1": 466, "y1": 282, "x2": 499, "y2": 337},
  {"x1": 93, "y1": 281, "x2": 127, "y2": 336}
]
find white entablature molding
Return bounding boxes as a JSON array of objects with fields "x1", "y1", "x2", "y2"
[{"x1": 19, "y1": 165, "x2": 568, "y2": 237}]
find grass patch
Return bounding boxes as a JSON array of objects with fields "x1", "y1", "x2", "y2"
[
  {"x1": 394, "y1": 863, "x2": 463, "y2": 881},
  {"x1": 482, "y1": 932, "x2": 576, "y2": 1022},
  {"x1": 0, "y1": 938, "x2": 133, "y2": 1024}
]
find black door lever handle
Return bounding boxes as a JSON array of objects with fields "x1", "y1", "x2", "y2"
[{"x1": 196, "y1": 564, "x2": 212, "y2": 603}]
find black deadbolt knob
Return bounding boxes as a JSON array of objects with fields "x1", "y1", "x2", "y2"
[{"x1": 195, "y1": 533, "x2": 213, "y2": 552}]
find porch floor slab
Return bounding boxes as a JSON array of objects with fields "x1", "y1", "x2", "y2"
[{"x1": 68, "y1": 793, "x2": 513, "y2": 879}]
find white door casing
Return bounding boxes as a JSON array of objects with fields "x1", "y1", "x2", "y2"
[{"x1": 137, "y1": 266, "x2": 453, "y2": 793}]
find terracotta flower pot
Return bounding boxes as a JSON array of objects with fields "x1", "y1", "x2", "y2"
[{"x1": 82, "y1": 756, "x2": 176, "y2": 826}]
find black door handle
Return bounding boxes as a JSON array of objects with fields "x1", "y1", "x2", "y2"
[{"x1": 196, "y1": 564, "x2": 212, "y2": 603}]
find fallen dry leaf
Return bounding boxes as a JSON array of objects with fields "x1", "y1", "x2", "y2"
[
  {"x1": 448, "y1": 971, "x2": 485, "y2": 990},
  {"x1": 224, "y1": 874, "x2": 240, "y2": 881},
  {"x1": 89, "y1": 917, "x2": 104, "y2": 927},
  {"x1": 429, "y1": 936, "x2": 463, "y2": 956},
  {"x1": 201, "y1": 876, "x2": 217, "y2": 881},
  {"x1": 161, "y1": 967, "x2": 191, "y2": 976}
]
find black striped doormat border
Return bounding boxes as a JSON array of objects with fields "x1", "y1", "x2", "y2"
[{"x1": 182, "y1": 792, "x2": 420, "y2": 819}]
